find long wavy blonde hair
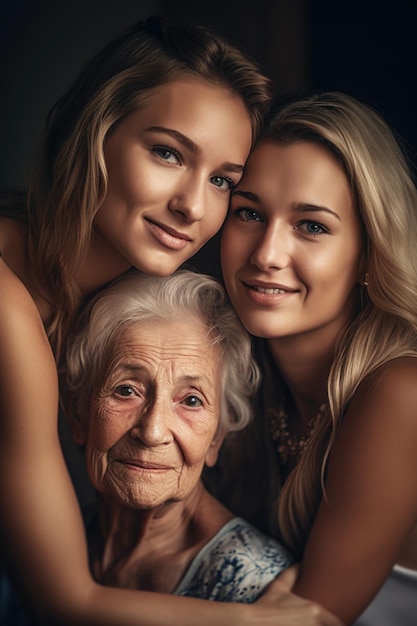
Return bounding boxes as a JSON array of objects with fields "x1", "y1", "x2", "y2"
[
  {"x1": 25, "y1": 17, "x2": 272, "y2": 359},
  {"x1": 262, "y1": 92, "x2": 417, "y2": 558}
]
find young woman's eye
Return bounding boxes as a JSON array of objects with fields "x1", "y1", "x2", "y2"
[
  {"x1": 152, "y1": 145, "x2": 182, "y2": 165},
  {"x1": 234, "y1": 207, "x2": 263, "y2": 222},
  {"x1": 210, "y1": 175, "x2": 235, "y2": 191},
  {"x1": 182, "y1": 395, "x2": 203, "y2": 408},
  {"x1": 115, "y1": 384, "x2": 135, "y2": 397},
  {"x1": 297, "y1": 220, "x2": 327, "y2": 235}
]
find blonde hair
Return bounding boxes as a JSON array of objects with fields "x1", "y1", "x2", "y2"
[
  {"x1": 64, "y1": 269, "x2": 260, "y2": 433},
  {"x1": 26, "y1": 17, "x2": 272, "y2": 358},
  {"x1": 264, "y1": 92, "x2": 417, "y2": 558}
]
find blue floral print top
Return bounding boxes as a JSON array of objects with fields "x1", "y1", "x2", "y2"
[{"x1": 175, "y1": 517, "x2": 293, "y2": 602}]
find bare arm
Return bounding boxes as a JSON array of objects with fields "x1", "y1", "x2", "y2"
[
  {"x1": 290, "y1": 358, "x2": 417, "y2": 624},
  {"x1": 0, "y1": 258, "x2": 94, "y2": 621},
  {"x1": 0, "y1": 259, "x2": 340, "y2": 626}
]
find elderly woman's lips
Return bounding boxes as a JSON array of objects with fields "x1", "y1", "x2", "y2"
[{"x1": 117, "y1": 459, "x2": 171, "y2": 470}]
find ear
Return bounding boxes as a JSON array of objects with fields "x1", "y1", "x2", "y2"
[{"x1": 205, "y1": 425, "x2": 227, "y2": 468}]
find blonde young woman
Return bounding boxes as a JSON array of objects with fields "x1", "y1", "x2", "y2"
[
  {"x1": 219, "y1": 91, "x2": 417, "y2": 625},
  {"x1": 0, "y1": 15, "x2": 341, "y2": 626}
]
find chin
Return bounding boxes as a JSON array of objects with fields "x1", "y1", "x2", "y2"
[
  {"x1": 135, "y1": 260, "x2": 179, "y2": 278},
  {"x1": 240, "y1": 318, "x2": 280, "y2": 340}
]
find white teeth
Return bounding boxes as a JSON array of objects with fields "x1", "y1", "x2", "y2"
[{"x1": 253, "y1": 286, "x2": 286, "y2": 294}]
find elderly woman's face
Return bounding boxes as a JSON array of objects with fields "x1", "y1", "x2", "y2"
[{"x1": 79, "y1": 318, "x2": 223, "y2": 509}]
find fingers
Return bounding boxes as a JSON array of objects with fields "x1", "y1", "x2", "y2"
[
  {"x1": 255, "y1": 570, "x2": 345, "y2": 626},
  {"x1": 275, "y1": 564, "x2": 300, "y2": 589}
]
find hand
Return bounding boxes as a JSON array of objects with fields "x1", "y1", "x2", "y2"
[{"x1": 252, "y1": 566, "x2": 344, "y2": 626}]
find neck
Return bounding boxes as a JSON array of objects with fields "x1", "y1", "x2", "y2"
[
  {"x1": 91, "y1": 481, "x2": 232, "y2": 592},
  {"x1": 267, "y1": 332, "x2": 334, "y2": 425},
  {"x1": 73, "y1": 232, "x2": 133, "y2": 297}
]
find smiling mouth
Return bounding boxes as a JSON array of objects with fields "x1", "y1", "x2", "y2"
[
  {"x1": 146, "y1": 218, "x2": 192, "y2": 243},
  {"x1": 250, "y1": 285, "x2": 287, "y2": 295},
  {"x1": 118, "y1": 459, "x2": 171, "y2": 471}
]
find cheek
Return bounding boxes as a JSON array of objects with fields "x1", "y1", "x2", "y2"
[
  {"x1": 220, "y1": 228, "x2": 238, "y2": 277},
  {"x1": 221, "y1": 222, "x2": 251, "y2": 265},
  {"x1": 84, "y1": 444, "x2": 109, "y2": 489},
  {"x1": 105, "y1": 147, "x2": 158, "y2": 202},
  {"x1": 85, "y1": 410, "x2": 127, "y2": 454},
  {"x1": 205, "y1": 206, "x2": 228, "y2": 238},
  {"x1": 177, "y1": 422, "x2": 218, "y2": 468},
  {"x1": 220, "y1": 220, "x2": 233, "y2": 251},
  {"x1": 303, "y1": 243, "x2": 358, "y2": 285},
  {"x1": 305, "y1": 247, "x2": 361, "y2": 309},
  {"x1": 93, "y1": 426, "x2": 120, "y2": 451}
]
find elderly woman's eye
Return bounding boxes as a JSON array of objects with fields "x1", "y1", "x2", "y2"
[
  {"x1": 115, "y1": 385, "x2": 135, "y2": 397},
  {"x1": 182, "y1": 395, "x2": 203, "y2": 408}
]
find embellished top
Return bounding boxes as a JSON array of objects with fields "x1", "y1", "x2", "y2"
[
  {"x1": 175, "y1": 517, "x2": 293, "y2": 602},
  {"x1": 268, "y1": 395, "x2": 328, "y2": 471}
]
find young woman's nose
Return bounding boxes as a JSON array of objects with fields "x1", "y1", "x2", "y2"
[
  {"x1": 250, "y1": 222, "x2": 291, "y2": 271},
  {"x1": 169, "y1": 174, "x2": 206, "y2": 223},
  {"x1": 130, "y1": 400, "x2": 173, "y2": 446}
]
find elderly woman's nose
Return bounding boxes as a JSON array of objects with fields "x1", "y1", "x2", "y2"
[{"x1": 130, "y1": 400, "x2": 173, "y2": 446}]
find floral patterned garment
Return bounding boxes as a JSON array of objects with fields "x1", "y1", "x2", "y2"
[
  {"x1": 0, "y1": 517, "x2": 292, "y2": 621},
  {"x1": 175, "y1": 517, "x2": 293, "y2": 602}
]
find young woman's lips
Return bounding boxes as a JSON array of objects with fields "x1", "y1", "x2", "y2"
[
  {"x1": 242, "y1": 280, "x2": 297, "y2": 305},
  {"x1": 146, "y1": 219, "x2": 192, "y2": 250}
]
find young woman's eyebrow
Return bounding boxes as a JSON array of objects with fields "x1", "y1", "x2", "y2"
[
  {"x1": 146, "y1": 126, "x2": 198, "y2": 153},
  {"x1": 232, "y1": 190, "x2": 261, "y2": 202},
  {"x1": 146, "y1": 126, "x2": 245, "y2": 172},
  {"x1": 295, "y1": 202, "x2": 341, "y2": 220}
]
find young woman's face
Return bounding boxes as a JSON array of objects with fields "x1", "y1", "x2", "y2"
[
  {"x1": 93, "y1": 77, "x2": 252, "y2": 277},
  {"x1": 221, "y1": 140, "x2": 363, "y2": 349},
  {"x1": 78, "y1": 318, "x2": 224, "y2": 510}
]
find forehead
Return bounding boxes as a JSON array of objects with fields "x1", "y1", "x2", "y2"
[
  {"x1": 245, "y1": 139, "x2": 348, "y2": 181},
  {"x1": 112, "y1": 317, "x2": 220, "y2": 374},
  {"x1": 122, "y1": 77, "x2": 253, "y2": 155},
  {"x1": 237, "y1": 139, "x2": 355, "y2": 213},
  {"x1": 144, "y1": 76, "x2": 241, "y2": 114}
]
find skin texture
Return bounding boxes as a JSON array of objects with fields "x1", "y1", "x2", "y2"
[
  {"x1": 222, "y1": 140, "x2": 363, "y2": 353},
  {"x1": 77, "y1": 319, "x2": 223, "y2": 506},
  {"x1": 73, "y1": 318, "x2": 232, "y2": 593},
  {"x1": 222, "y1": 139, "x2": 363, "y2": 419},
  {"x1": 84, "y1": 78, "x2": 252, "y2": 289},
  {"x1": 0, "y1": 81, "x2": 342, "y2": 625},
  {"x1": 221, "y1": 139, "x2": 417, "y2": 623}
]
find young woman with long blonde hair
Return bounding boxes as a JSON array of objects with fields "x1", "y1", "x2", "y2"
[{"x1": 219, "y1": 91, "x2": 417, "y2": 625}]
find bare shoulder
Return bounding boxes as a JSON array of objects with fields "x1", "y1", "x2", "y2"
[
  {"x1": 0, "y1": 254, "x2": 39, "y2": 317},
  {"x1": 0, "y1": 215, "x2": 28, "y2": 281},
  {"x1": 365, "y1": 355, "x2": 417, "y2": 386},
  {"x1": 304, "y1": 355, "x2": 417, "y2": 621},
  {"x1": 0, "y1": 255, "x2": 48, "y2": 356},
  {"x1": 0, "y1": 256, "x2": 58, "y2": 442},
  {"x1": 351, "y1": 356, "x2": 417, "y2": 429}
]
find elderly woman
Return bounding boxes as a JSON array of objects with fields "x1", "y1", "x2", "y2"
[{"x1": 63, "y1": 269, "x2": 292, "y2": 602}]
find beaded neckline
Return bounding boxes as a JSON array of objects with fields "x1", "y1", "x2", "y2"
[{"x1": 268, "y1": 396, "x2": 327, "y2": 468}]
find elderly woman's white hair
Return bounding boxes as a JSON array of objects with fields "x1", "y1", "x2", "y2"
[{"x1": 64, "y1": 269, "x2": 260, "y2": 432}]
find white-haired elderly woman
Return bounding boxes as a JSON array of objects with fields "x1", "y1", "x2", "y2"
[{"x1": 63, "y1": 269, "x2": 292, "y2": 602}]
